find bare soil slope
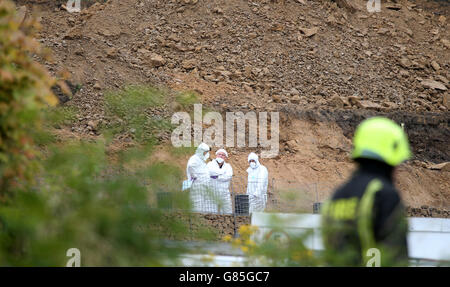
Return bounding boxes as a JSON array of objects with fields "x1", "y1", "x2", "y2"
[{"x1": 15, "y1": 0, "x2": 450, "y2": 209}]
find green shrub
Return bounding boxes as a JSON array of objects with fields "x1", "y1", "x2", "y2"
[
  {"x1": 104, "y1": 85, "x2": 172, "y2": 143},
  {"x1": 175, "y1": 91, "x2": 200, "y2": 109},
  {"x1": 43, "y1": 106, "x2": 78, "y2": 129},
  {"x1": 0, "y1": 140, "x2": 201, "y2": 266},
  {"x1": 0, "y1": 1, "x2": 63, "y2": 196},
  {"x1": 169, "y1": 146, "x2": 197, "y2": 158}
]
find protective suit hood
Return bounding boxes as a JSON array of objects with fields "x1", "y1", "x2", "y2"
[
  {"x1": 247, "y1": 152, "x2": 260, "y2": 170},
  {"x1": 196, "y1": 143, "x2": 210, "y2": 154},
  {"x1": 195, "y1": 143, "x2": 210, "y2": 160}
]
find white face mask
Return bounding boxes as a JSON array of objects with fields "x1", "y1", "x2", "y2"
[
  {"x1": 216, "y1": 158, "x2": 224, "y2": 164},
  {"x1": 203, "y1": 152, "x2": 210, "y2": 161},
  {"x1": 250, "y1": 162, "x2": 257, "y2": 169}
]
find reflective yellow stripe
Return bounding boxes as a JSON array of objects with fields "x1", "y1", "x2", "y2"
[
  {"x1": 323, "y1": 198, "x2": 359, "y2": 220},
  {"x1": 358, "y1": 179, "x2": 383, "y2": 265}
]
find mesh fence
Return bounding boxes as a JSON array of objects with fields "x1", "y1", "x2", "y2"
[
  {"x1": 152, "y1": 176, "x2": 337, "y2": 215},
  {"x1": 97, "y1": 168, "x2": 338, "y2": 215},
  {"x1": 93, "y1": 171, "x2": 450, "y2": 215},
  {"x1": 267, "y1": 179, "x2": 337, "y2": 213}
]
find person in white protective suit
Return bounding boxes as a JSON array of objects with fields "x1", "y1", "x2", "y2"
[
  {"x1": 246, "y1": 152, "x2": 269, "y2": 213},
  {"x1": 206, "y1": 149, "x2": 233, "y2": 214},
  {"x1": 186, "y1": 143, "x2": 218, "y2": 213}
]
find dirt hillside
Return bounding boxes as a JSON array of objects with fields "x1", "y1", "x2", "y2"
[{"x1": 14, "y1": 0, "x2": 450, "y2": 210}]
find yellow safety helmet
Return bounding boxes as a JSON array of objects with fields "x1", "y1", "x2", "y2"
[{"x1": 352, "y1": 117, "x2": 411, "y2": 166}]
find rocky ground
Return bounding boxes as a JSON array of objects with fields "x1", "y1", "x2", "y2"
[
  {"x1": 13, "y1": 0, "x2": 450, "y2": 211},
  {"x1": 19, "y1": 0, "x2": 450, "y2": 122}
]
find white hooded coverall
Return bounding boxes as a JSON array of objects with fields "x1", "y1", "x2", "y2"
[
  {"x1": 207, "y1": 156, "x2": 233, "y2": 214},
  {"x1": 186, "y1": 143, "x2": 218, "y2": 213},
  {"x1": 246, "y1": 152, "x2": 269, "y2": 213}
]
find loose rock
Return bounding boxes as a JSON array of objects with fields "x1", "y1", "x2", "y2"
[
  {"x1": 299, "y1": 27, "x2": 318, "y2": 37},
  {"x1": 421, "y1": 79, "x2": 447, "y2": 91},
  {"x1": 430, "y1": 61, "x2": 440, "y2": 71},
  {"x1": 429, "y1": 162, "x2": 450, "y2": 172},
  {"x1": 150, "y1": 53, "x2": 166, "y2": 67}
]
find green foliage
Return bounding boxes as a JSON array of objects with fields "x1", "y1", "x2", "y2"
[
  {"x1": 30, "y1": 128, "x2": 57, "y2": 147},
  {"x1": 29, "y1": 105, "x2": 78, "y2": 147},
  {"x1": 175, "y1": 91, "x2": 200, "y2": 109},
  {"x1": 0, "y1": 140, "x2": 205, "y2": 266},
  {"x1": 43, "y1": 106, "x2": 78, "y2": 129},
  {"x1": 105, "y1": 86, "x2": 166, "y2": 118},
  {"x1": 102, "y1": 86, "x2": 205, "y2": 143},
  {"x1": 0, "y1": 4, "x2": 214, "y2": 265},
  {"x1": 228, "y1": 215, "x2": 410, "y2": 267},
  {"x1": 0, "y1": 1, "x2": 60, "y2": 197},
  {"x1": 169, "y1": 146, "x2": 197, "y2": 158},
  {"x1": 103, "y1": 85, "x2": 172, "y2": 143},
  {"x1": 176, "y1": 91, "x2": 215, "y2": 117},
  {"x1": 250, "y1": 235, "x2": 320, "y2": 266},
  {"x1": 227, "y1": 224, "x2": 321, "y2": 267}
]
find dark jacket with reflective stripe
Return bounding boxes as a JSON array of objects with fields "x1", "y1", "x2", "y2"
[{"x1": 321, "y1": 159, "x2": 408, "y2": 266}]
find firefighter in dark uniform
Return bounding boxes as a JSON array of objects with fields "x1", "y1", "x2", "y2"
[{"x1": 321, "y1": 117, "x2": 411, "y2": 266}]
